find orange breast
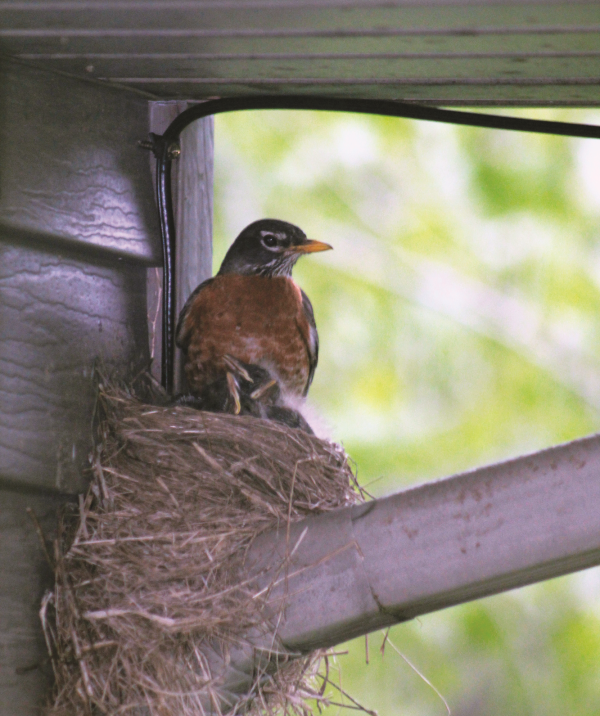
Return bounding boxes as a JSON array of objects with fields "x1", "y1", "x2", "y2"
[{"x1": 181, "y1": 275, "x2": 311, "y2": 396}]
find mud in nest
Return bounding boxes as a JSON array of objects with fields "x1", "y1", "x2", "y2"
[{"x1": 42, "y1": 385, "x2": 363, "y2": 715}]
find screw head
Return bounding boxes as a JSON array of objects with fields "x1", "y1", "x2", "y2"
[{"x1": 167, "y1": 142, "x2": 181, "y2": 159}]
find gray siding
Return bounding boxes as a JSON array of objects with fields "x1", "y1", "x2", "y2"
[
  {"x1": 0, "y1": 58, "x2": 159, "y2": 493},
  {"x1": 0, "y1": 57, "x2": 160, "y2": 714},
  {"x1": 0, "y1": 491, "x2": 64, "y2": 716}
]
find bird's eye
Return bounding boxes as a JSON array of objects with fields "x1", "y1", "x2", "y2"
[{"x1": 262, "y1": 234, "x2": 278, "y2": 248}]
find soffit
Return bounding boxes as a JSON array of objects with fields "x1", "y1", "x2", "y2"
[{"x1": 1, "y1": 0, "x2": 599, "y2": 105}]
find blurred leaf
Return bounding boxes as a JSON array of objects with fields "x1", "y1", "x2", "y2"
[{"x1": 213, "y1": 108, "x2": 600, "y2": 716}]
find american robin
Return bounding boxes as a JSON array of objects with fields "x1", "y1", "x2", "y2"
[
  {"x1": 176, "y1": 219, "x2": 332, "y2": 422},
  {"x1": 175, "y1": 361, "x2": 315, "y2": 433}
]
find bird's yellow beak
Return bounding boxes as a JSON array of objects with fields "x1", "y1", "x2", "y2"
[{"x1": 291, "y1": 239, "x2": 333, "y2": 254}]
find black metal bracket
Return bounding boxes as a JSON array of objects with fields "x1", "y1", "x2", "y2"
[{"x1": 143, "y1": 96, "x2": 600, "y2": 395}]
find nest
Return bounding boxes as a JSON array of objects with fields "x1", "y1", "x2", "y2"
[{"x1": 42, "y1": 384, "x2": 363, "y2": 715}]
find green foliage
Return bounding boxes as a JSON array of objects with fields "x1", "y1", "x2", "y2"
[{"x1": 214, "y1": 108, "x2": 600, "y2": 715}]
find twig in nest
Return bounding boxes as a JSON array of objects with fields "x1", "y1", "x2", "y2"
[{"x1": 26, "y1": 508, "x2": 54, "y2": 568}]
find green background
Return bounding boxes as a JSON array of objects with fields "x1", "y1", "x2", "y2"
[{"x1": 213, "y1": 109, "x2": 600, "y2": 716}]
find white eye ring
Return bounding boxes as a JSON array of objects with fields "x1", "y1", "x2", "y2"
[{"x1": 261, "y1": 233, "x2": 279, "y2": 250}]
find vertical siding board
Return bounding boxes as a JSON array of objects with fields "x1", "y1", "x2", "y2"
[
  {"x1": 175, "y1": 111, "x2": 214, "y2": 392},
  {"x1": 147, "y1": 101, "x2": 214, "y2": 389}
]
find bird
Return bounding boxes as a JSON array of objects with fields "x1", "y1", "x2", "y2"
[{"x1": 175, "y1": 219, "x2": 332, "y2": 422}]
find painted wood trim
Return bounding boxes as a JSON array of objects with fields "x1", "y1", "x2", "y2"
[{"x1": 147, "y1": 101, "x2": 214, "y2": 389}]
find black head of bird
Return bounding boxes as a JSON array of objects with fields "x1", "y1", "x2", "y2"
[{"x1": 217, "y1": 219, "x2": 332, "y2": 278}]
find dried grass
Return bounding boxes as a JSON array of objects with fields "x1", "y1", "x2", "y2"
[{"x1": 42, "y1": 384, "x2": 363, "y2": 715}]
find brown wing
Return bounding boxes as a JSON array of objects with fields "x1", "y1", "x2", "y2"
[
  {"x1": 175, "y1": 277, "x2": 215, "y2": 352},
  {"x1": 300, "y1": 289, "x2": 319, "y2": 395}
]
